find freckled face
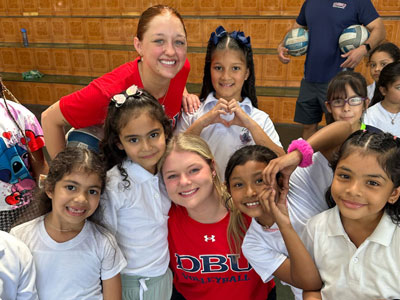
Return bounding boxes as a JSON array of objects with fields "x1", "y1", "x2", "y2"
[
  {"x1": 134, "y1": 13, "x2": 187, "y2": 81},
  {"x1": 162, "y1": 150, "x2": 216, "y2": 211}
]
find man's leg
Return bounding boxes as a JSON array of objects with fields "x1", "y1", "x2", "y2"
[
  {"x1": 302, "y1": 123, "x2": 318, "y2": 140},
  {"x1": 294, "y1": 79, "x2": 324, "y2": 139}
]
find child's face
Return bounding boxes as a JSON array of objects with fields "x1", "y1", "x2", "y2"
[
  {"x1": 379, "y1": 77, "x2": 400, "y2": 105},
  {"x1": 211, "y1": 48, "x2": 249, "y2": 101},
  {"x1": 326, "y1": 84, "x2": 366, "y2": 131},
  {"x1": 46, "y1": 171, "x2": 102, "y2": 229},
  {"x1": 117, "y1": 111, "x2": 166, "y2": 174},
  {"x1": 369, "y1": 51, "x2": 395, "y2": 82},
  {"x1": 229, "y1": 160, "x2": 276, "y2": 218},
  {"x1": 331, "y1": 151, "x2": 400, "y2": 225},
  {"x1": 134, "y1": 13, "x2": 187, "y2": 81},
  {"x1": 162, "y1": 150, "x2": 216, "y2": 212}
]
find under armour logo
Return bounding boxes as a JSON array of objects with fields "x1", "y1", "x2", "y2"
[{"x1": 204, "y1": 235, "x2": 215, "y2": 242}]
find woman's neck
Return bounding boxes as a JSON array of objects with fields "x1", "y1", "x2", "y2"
[
  {"x1": 138, "y1": 60, "x2": 171, "y2": 99},
  {"x1": 381, "y1": 99, "x2": 400, "y2": 114},
  {"x1": 186, "y1": 190, "x2": 228, "y2": 224}
]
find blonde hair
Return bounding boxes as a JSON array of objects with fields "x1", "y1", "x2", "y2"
[
  {"x1": 158, "y1": 134, "x2": 244, "y2": 253},
  {"x1": 159, "y1": 134, "x2": 228, "y2": 200}
]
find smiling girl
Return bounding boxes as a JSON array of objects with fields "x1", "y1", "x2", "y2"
[
  {"x1": 159, "y1": 133, "x2": 276, "y2": 300},
  {"x1": 99, "y1": 86, "x2": 173, "y2": 299},
  {"x1": 10, "y1": 147, "x2": 126, "y2": 300},
  {"x1": 175, "y1": 26, "x2": 284, "y2": 178},
  {"x1": 42, "y1": 5, "x2": 199, "y2": 158},
  {"x1": 324, "y1": 71, "x2": 377, "y2": 133},
  {"x1": 272, "y1": 131, "x2": 400, "y2": 299}
]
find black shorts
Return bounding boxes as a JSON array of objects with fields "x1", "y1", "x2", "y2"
[{"x1": 294, "y1": 79, "x2": 329, "y2": 125}]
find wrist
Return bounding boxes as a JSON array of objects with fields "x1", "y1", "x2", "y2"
[
  {"x1": 363, "y1": 43, "x2": 371, "y2": 53},
  {"x1": 287, "y1": 138, "x2": 314, "y2": 167},
  {"x1": 255, "y1": 217, "x2": 277, "y2": 232}
]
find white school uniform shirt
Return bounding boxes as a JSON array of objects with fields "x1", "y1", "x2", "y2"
[
  {"x1": 101, "y1": 160, "x2": 171, "y2": 277},
  {"x1": 175, "y1": 92, "x2": 282, "y2": 179},
  {"x1": 367, "y1": 81, "x2": 375, "y2": 101},
  {"x1": 10, "y1": 216, "x2": 126, "y2": 300},
  {"x1": 302, "y1": 206, "x2": 400, "y2": 299},
  {"x1": 364, "y1": 102, "x2": 400, "y2": 136},
  {"x1": 242, "y1": 152, "x2": 332, "y2": 300},
  {"x1": 0, "y1": 230, "x2": 38, "y2": 300}
]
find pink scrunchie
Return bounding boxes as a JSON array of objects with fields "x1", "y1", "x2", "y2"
[{"x1": 287, "y1": 139, "x2": 314, "y2": 167}]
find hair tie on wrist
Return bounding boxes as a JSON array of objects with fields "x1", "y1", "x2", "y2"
[{"x1": 287, "y1": 138, "x2": 314, "y2": 168}]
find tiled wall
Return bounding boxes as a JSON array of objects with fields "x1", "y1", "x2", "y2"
[{"x1": 0, "y1": 0, "x2": 399, "y2": 123}]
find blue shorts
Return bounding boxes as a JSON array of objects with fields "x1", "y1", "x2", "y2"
[{"x1": 294, "y1": 79, "x2": 329, "y2": 125}]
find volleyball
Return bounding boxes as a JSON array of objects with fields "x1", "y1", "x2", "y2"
[
  {"x1": 66, "y1": 125, "x2": 104, "y2": 153},
  {"x1": 339, "y1": 25, "x2": 370, "y2": 53},
  {"x1": 283, "y1": 28, "x2": 309, "y2": 57}
]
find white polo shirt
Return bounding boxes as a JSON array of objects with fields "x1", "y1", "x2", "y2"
[
  {"x1": 101, "y1": 160, "x2": 171, "y2": 277},
  {"x1": 0, "y1": 230, "x2": 38, "y2": 300},
  {"x1": 176, "y1": 92, "x2": 282, "y2": 179},
  {"x1": 242, "y1": 152, "x2": 332, "y2": 300},
  {"x1": 364, "y1": 102, "x2": 400, "y2": 136},
  {"x1": 302, "y1": 206, "x2": 400, "y2": 299}
]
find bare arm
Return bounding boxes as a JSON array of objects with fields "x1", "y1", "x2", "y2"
[
  {"x1": 102, "y1": 274, "x2": 122, "y2": 300},
  {"x1": 41, "y1": 101, "x2": 70, "y2": 159},
  {"x1": 303, "y1": 290, "x2": 322, "y2": 299},
  {"x1": 29, "y1": 149, "x2": 49, "y2": 180},
  {"x1": 263, "y1": 121, "x2": 353, "y2": 190},
  {"x1": 277, "y1": 21, "x2": 306, "y2": 64},
  {"x1": 340, "y1": 17, "x2": 386, "y2": 68},
  {"x1": 259, "y1": 188, "x2": 322, "y2": 290}
]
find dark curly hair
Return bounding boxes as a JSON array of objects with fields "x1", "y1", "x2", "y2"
[
  {"x1": 36, "y1": 147, "x2": 106, "y2": 216},
  {"x1": 100, "y1": 88, "x2": 172, "y2": 187}
]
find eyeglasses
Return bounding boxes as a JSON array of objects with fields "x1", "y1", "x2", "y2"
[
  {"x1": 111, "y1": 84, "x2": 142, "y2": 107},
  {"x1": 329, "y1": 96, "x2": 366, "y2": 107}
]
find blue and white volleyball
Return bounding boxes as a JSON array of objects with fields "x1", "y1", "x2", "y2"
[
  {"x1": 283, "y1": 28, "x2": 308, "y2": 57},
  {"x1": 339, "y1": 25, "x2": 370, "y2": 53},
  {"x1": 66, "y1": 125, "x2": 104, "y2": 153}
]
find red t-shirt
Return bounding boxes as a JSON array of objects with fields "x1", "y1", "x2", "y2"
[
  {"x1": 168, "y1": 204, "x2": 275, "y2": 300},
  {"x1": 60, "y1": 57, "x2": 190, "y2": 129}
]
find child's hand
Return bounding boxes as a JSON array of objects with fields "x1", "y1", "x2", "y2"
[
  {"x1": 259, "y1": 188, "x2": 291, "y2": 229},
  {"x1": 201, "y1": 98, "x2": 231, "y2": 127},
  {"x1": 226, "y1": 99, "x2": 252, "y2": 128},
  {"x1": 182, "y1": 93, "x2": 201, "y2": 114},
  {"x1": 262, "y1": 151, "x2": 302, "y2": 191}
]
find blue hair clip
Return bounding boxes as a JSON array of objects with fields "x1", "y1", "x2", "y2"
[
  {"x1": 209, "y1": 26, "x2": 227, "y2": 45},
  {"x1": 230, "y1": 30, "x2": 251, "y2": 48}
]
